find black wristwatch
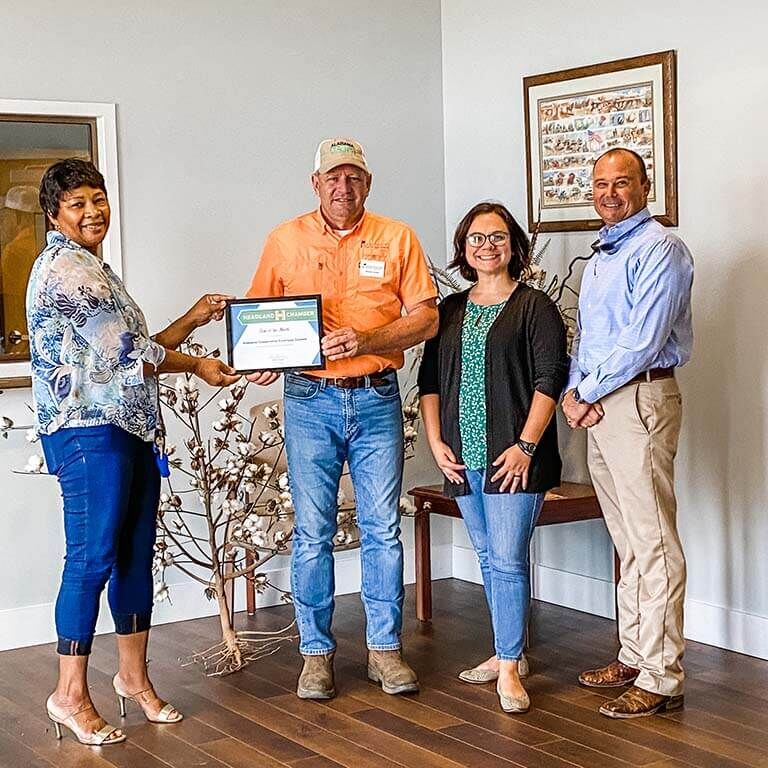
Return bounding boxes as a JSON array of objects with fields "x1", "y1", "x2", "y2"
[
  {"x1": 572, "y1": 388, "x2": 585, "y2": 404},
  {"x1": 517, "y1": 439, "x2": 537, "y2": 457}
]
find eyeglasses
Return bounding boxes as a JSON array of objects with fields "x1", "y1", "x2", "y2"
[{"x1": 466, "y1": 231, "x2": 509, "y2": 248}]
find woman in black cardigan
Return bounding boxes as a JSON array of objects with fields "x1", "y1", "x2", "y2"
[{"x1": 418, "y1": 202, "x2": 568, "y2": 713}]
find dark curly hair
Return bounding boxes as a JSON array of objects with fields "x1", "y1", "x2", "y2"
[
  {"x1": 39, "y1": 158, "x2": 107, "y2": 219},
  {"x1": 449, "y1": 201, "x2": 530, "y2": 283}
]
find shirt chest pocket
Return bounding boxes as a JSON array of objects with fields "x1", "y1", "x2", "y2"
[{"x1": 282, "y1": 254, "x2": 325, "y2": 295}]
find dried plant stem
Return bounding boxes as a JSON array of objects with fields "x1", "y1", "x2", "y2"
[{"x1": 180, "y1": 621, "x2": 297, "y2": 676}]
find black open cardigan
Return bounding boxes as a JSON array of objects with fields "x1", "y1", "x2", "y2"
[{"x1": 417, "y1": 283, "x2": 568, "y2": 496}]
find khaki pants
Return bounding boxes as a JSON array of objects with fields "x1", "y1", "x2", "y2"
[{"x1": 587, "y1": 377, "x2": 686, "y2": 696}]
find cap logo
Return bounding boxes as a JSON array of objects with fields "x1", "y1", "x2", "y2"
[{"x1": 330, "y1": 141, "x2": 358, "y2": 154}]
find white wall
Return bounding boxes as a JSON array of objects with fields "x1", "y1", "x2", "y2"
[
  {"x1": 442, "y1": 0, "x2": 768, "y2": 658},
  {"x1": 0, "y1": 0, "x2": 448, "y2": 650}
]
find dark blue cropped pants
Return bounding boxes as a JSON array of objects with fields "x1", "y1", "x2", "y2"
[{"x1": 41, "y1": 424, "x2": 160, "y2": 656}]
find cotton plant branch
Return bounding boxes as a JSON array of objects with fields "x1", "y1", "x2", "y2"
[
  {"x1": 153, "y1": 341, "x2": 298, "y2": 674},
  {"x1": 154, "y1": 337, "x2": 351, "y2": 676}
]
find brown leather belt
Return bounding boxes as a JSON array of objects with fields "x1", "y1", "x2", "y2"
[
  {"x1": 303, "y1": 369, "x2": 395, "y2": 389},
  {"x1": 625, "y1": 367, "x2": 675, "y2": 386}
]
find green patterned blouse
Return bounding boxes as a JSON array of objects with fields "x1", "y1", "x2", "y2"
[{"x1": 459, "y1": 299, "x2": 506, "y2": 469}]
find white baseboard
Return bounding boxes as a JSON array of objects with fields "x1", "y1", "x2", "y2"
[
  {"x1": 0, "y1": 543, "x2": 452, "y2": 652},
  {"x1": 684, "y1": 598, "x2": 768, "y2": 660},
  {"x1": 5, "y1": 545, "x2": 764, "y2": 660},
  {"x1": 450, "y1": 549, "x2": 616, "y2": 619},
  {"x1": 451, "y1": 545, "x2": 481, "y2": 584},
  {"x1": 531, "y1": 563, "x2": 616, "y2": 619},
  {"x1": 451, "y1": 549, "x2": 768, "y2": 660}
]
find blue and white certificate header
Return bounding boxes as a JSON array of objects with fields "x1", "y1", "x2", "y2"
[{"x1": 226, "y1": 295, "x2": 324, "y2": 372}]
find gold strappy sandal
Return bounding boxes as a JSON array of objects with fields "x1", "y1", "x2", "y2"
[
  {"x1": 113, "y1": 674, "x2": 183, "y2": 724},
  {"x1": 46, "y1": 695, "x2": 126, "y2": 746}
]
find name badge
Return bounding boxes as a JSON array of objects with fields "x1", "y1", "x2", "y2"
[{"x1": 359, "y1": 259, "x2": 385, "y2": 279}]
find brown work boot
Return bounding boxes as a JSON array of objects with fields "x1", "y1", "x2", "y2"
[
  {"x1": 297, "y1": 651, "x2": 335, "y2": 699},
  {"x1": 367, "y1": 649, "x2": 419, "y2": 695},
  {"x1": 579, "y1": 660, "x2": 639, "y2": 688},
  {"x1": 599, "y1": 685, "x2": 684, "y2": 719}
]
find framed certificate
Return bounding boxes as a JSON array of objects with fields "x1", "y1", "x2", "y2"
[{"x1": 225, "y1": 295, "x2": 325, "y2": 373}]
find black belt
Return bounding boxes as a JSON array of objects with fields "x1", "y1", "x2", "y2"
[
  {"x1": 624, "y1": 367, "x2": 675, "y2": 386},
  {"x1": 302, "y1": 369, "x2": 394, "y2": 390}
]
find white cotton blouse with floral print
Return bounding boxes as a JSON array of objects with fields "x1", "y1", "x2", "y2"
[{"x1": 26, "y1": 231, "x2": 166, "y2": 441}]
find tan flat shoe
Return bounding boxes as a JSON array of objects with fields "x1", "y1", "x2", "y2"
[
  {"x1": 496, "y1": 682, "x2": 530, "y2": 714},
  {"x1": 458, "y1": 653, "x2": 529, "y2": 684},
  {"x1": 458, "y1": 666, "x2": 498, "y2": 684},
  {"x1": 46, "y1": 695, "x2": 126, "y2": 746},
  {"x1": 113, "y1": 675, "x2": 183, "y2": 724}
]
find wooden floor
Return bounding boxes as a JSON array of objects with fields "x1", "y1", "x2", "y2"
[{"x1": 1, "y1": 580, "x2": 768, "y2": 768}]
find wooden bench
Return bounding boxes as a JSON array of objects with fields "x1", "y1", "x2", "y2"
[{"x1": 408, "y1": 482, "x2": 618, "y2": 621}]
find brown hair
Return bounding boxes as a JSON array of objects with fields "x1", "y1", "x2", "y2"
[{"x1": 449, "y1": 201, "x2": 530, "y2": 283}]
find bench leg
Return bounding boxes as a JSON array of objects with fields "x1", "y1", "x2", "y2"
[
  {"x1": 246, "y1": 550, "x2": 256, "y2": 616},
  {"x1": 414, "y1": 501, "x2": 432, "y2": 621}
]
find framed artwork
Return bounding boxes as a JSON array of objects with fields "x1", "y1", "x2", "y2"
[
  {"x1": 523, "y1": 50, "x2": 677, "y2": 232},
  {"x1": 0, "y1": 99, "x2": 120, "y2": 387}
]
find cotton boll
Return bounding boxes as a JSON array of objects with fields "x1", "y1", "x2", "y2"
[{"x1": 24, "y1": 454, "x2": 44, "y2": 473}]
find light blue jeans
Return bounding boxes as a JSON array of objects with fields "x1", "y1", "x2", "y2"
[
  {"x1": 455, "y1": 469, "x2": 544, "y2": 660},
  {"x1": 283, "y1": 371, "x2": 405, "y2": 655}
]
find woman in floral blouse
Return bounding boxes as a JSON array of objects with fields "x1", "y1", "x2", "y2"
[{"x1": 27, "y1": 158, "x2": 240, "y2": 746}]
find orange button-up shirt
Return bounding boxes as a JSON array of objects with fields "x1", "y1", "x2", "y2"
[{"x1": 247, "y1": 209, "x2": 437, "y2": 377}]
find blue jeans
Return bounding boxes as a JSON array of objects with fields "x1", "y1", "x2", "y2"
[
  {"x1": 283, "y1": 371, "x2": 404, "y2": 655},
  {"x1": 40, "y1": 424, "x2": 160, "y2": 655},
  {"x1": 455, "y1": 469, "x2": 544, "y2": 660}
]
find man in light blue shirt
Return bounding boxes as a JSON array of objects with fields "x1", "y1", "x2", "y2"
[{"x1": 562, "y1": 148, "x2": 693, "y2": 719}]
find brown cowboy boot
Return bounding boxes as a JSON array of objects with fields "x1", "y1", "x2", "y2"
[
  {"x1": 599, "y1": 685, "x2": 684, "y2": 719},
  {"x1": 367, "y1": 650, "x2": 419, "y2": 695},
  {"x1": 578, "y1": 660, "x2": 639, "y2": 688},
  {"x1": 297, "y1": 651, "x2": 335, "y2": 699}
]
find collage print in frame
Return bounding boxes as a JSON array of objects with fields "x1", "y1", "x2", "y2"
[{"x1": 523, "y1": 50, "x2": 678, "y2": 232}]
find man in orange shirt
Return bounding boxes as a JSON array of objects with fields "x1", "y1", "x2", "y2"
[{"x1": 247, "y1": 138, "x2": 438, "y2": 700}]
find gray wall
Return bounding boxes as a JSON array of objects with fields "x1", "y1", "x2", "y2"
[{"x1": 0, "y1": 0, "x2": 446, "y2": 647}]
